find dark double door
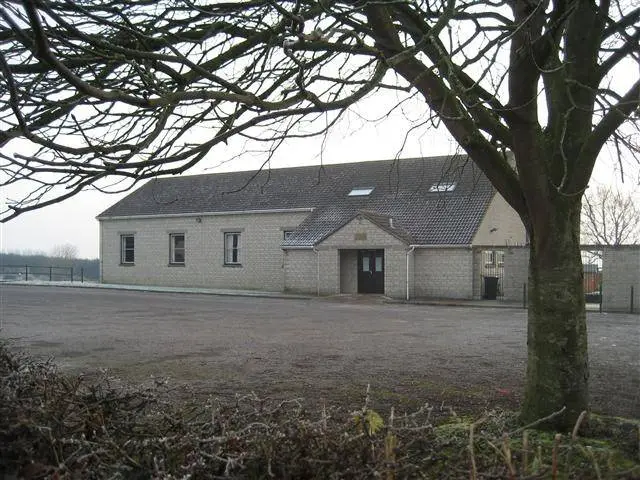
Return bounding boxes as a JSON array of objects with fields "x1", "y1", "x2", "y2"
[{"x1": 357, "y1": 249, "x2": 384, "y2": 294}]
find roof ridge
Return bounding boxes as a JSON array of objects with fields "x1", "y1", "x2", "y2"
[
  {"x1": 100, "y1": 155, "x2": 495, "y2": 246},
  {"x1": 134, "y1": 154, "x2": 471, "y2": 183}
]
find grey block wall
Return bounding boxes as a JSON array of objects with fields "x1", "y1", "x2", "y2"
[
  {"x1": 283, "y1": 249, "x2": 317, "y2": 294},
  {"x1": 413, "y1": 248, "x2": 473, "y2": 299},
  {"x1": 385, "y1": 248, "x2": 409, "y2": 298},
  {"x1": 340, "y1": 250, "x2": 358, "y2": 294},
  {"x1": 472, "y1": 249, "x2": 483, "y2": 299},
  {"x1": 602, "y1": 246, "x2": 640, "y2": 313},
  {"x1": 317, "y1": 215, "x2": 408, "y2": 297},
  {"x1": 502, "y1": 247, "x2": 530, "y2": 304},
  {"x1": 317, "y1": 249, "x2": 340, "y2": 295},
  {"x1": 100, "y1": 212, "x2": 308, "y2": 290},
  {"x1": 502, "y1": 245, "x2": 639, "y2": 313}
]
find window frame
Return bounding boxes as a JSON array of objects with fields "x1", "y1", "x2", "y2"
[
  {"x1": 224, "y1": 232, "x2": 242, "y2": 266},
  {"x1": 428, "y1": 182, "x2": 457, "y2": 192},
  {"x1": 484, "y1": 250, "x2": 495, "y2": 267},
  {"x1": 120, "y1": 234, "x2": 135, "y2": 265},
  {"x1": 283, "y1": 230, "x2": 294, "y2": 241},
  {"x1": 169, "y1": 233, "x2": 185, "y2": 265},
  {"x1": 348, "y1": 187, "x2": 374, "y2": 196}
]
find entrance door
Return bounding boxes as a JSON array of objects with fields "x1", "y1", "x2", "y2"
[{"x1": 357, "y1": 249, "x2": 384, "y2": 294}]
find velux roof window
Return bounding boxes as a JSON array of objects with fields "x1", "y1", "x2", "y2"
[
  {"x1": 429, "y1": 182, "x2": 456, "y2": 192},
  {"x1": 348, "y1": 187, "x2": 374, "y2": 196}
]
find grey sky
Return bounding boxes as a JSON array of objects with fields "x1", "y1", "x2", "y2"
[{"x1": 1, "y1": 102, "x2": 637, "y2": 260}]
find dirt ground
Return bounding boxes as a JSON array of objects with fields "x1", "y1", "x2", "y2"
[{"x1": 1, "y1": 285, "x2": 638, "y2": 417}]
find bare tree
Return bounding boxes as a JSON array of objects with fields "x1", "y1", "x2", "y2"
[
  {"x1": 50, "y1": 243, "x2": 78, "y2": 260},
  {"x1": 582, "y1": 186, "x2": 640, "y2": 246},
  {"x1": 1, "y1": 0, "x2": 638, "y2": 427}
]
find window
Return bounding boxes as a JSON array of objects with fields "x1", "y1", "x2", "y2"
[
  {"x1": 362, "y1": 254, "x2": 370, "y2": 272},
  {"x1": 429, "y1": 182, "x2": 456, "y2": 192},
  {"x1": 224, "y1": 232, "x2": 241, "y2": 265},
  {"x1": 348, "y1": 187, "x2": 374, "y2": 196},
  {"x1": 120, "y1": 235, "x2": 135, "y2": 264},
  {"x1": 170, "y1": 233, "x2": 185, "y2": 264},
  {"x1": 375, "y1": 254, "x2": 383, "y2": 272},
  {"x1": 484, "y1": 250, "x2": 495, "y2": 266},
  {"x1": 483, "y1": 250, "x2": 504, "y2": 267},
  {"x1": 283, "y1": 230, "x2": 294, "y2": 241}
]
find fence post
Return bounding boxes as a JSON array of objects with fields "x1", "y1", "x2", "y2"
[
  {"x1": 25, "y1": 265, "x2": 28, "y2": 281},
  {"x1": 599, "y1": 281, "x2": 603, "y2": 313},
  {"x1": 522, "y1": 283, "x2": 527, "y2": 309},
  {"x1": 631, "y1": 286, "x2": 635, "y2": 314},
  {"x1": 49, "y1": 266, "x2": 52, "y2": 281},
  {"x1": 81, "y1": 267, "x2": 84, "y2": 283},
  {"x1": 70, "y1": 267, "x2": 74, "y2": 283}
]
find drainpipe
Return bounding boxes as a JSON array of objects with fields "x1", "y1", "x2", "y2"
[
  {"x1": 313, "y1": 246, "x2": 320, "y2": 296},
  {"x1": 404, "y1": 244, "x2": 471, "y2": 301},
  {"x1": 406, "y1": 245, "x2": 417, "y2": 301}
]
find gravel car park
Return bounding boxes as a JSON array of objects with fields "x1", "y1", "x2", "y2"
[{"x1": 1, "y1": 285, "x2": 638, "y2": 417}]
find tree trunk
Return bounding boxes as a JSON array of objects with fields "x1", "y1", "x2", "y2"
[{"x1": 521, "y1": 196, "x2": 589, "y2": 430}]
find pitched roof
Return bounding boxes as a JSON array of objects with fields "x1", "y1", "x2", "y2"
[{"x1": 98, "y1": 155, "x2": 496, "y2": 246}]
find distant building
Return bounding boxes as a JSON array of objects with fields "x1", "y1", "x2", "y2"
[{"x1": 583, "y1": 263, "x2": 602, "y2": 293}]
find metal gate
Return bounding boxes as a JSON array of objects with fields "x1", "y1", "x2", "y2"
[
  {"x1": 581, "y1": 249, "x2": 602, "y2": 311},
  {"x1": 479, "y1": 250, "x2": 505, "y2": 300}
]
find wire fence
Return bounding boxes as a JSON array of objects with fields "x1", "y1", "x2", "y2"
[{"x1": 0, "y1": 265, "x2": 86, "y2": 283}]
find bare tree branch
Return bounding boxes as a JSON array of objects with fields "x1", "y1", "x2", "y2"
[{"x1": 582, "y1": 185, "x2": 640, "y2": 245}]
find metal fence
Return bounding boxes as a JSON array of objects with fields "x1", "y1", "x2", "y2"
[
  {"x1": 0, "y1": 265, "x2": 86, "y2": 282},
  {"x1": 581, "y1": 249, "x2": 603, "y2": 312},
  {"x1": 479, "y1": 249, "x2": 505, "y2": 300}
]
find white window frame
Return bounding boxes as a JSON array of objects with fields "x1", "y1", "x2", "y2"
[
  {"x1": 348, "y1": 187, "x2": 374, "y2": 196},
  {"x1": 429, "y1": 182, "x2": 457, "y2": 192},
  {"x1": 484, "y1": 250, "x2": 495, "y2": 266},
  {"x1": 224, "y1": 232, "x2": 241, "y2": 265},
  {"x1": 120, "y1": 234, "x2": 135, "y2": 264},
  {"x1": 169, "y1": 233, "x2": 185, "y2": 265}
]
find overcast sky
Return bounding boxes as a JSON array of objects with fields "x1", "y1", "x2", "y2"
[{"x1": 1, "y1": 98, "x2": 638, "y2": 260}]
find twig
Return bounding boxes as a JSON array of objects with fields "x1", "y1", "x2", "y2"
[
  {"x1": 586, "y1": 446, "x2": 603, "y2": 480},
  {"x1": 571, "y1": 410, "x2": 588, "y2": 440},
  {"x1": 468, "y1": 418, "x2": 480, "y2": 480},
  {"x1": 552, "y1": 433, "x2": 562, "y2": 480},
  {"x1": 502, "y1": 433, "x2": 515, "y2": 480},
  {"x1": 508, "y1": 406, "x2": 567, "y2": 436},
  {"x1": 522, "y1": 430, "x2": 529, "y2": 476}
]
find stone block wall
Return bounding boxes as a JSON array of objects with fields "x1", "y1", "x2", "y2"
[
  {"x1": 602, "y1": 246, "x2": 640, "y2": 313},
  {"x1": 413, "y1": 248, "x2": 473, "y2": 299},
  {"x1": 283, "y1": 249, "x2": 317, "y2": 294},
  {"x1": 502, "y1": 247, "x2": 530, "y2": 304},
  {"x1": 100, "y1": 212, "x2": 308, "y2": 291},
  {"x1": 317, "y1": 249, "x2": 340, "y2": 295},
  {"x1": 339, "y1": 250, "x2": 358, "y2": 294}
]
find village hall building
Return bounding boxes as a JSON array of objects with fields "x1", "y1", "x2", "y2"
[{"x1": 97, "y1": 155, "x2": 527, "y2": 299}]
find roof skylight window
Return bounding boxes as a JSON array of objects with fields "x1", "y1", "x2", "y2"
[
  {"x1": 429, "y1": 182, "x2": 456, "y2": 192},
  {"x1": 348, "y1": 187, "x2": 374, "y2": 196}
]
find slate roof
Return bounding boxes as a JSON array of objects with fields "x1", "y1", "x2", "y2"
[{"x1": 98, "y1": 155, "x2": 496, "y2": 246}]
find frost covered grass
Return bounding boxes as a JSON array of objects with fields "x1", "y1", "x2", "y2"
[{"x1": 1, "y1": 342, "x2": 638, "y2": 479}]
